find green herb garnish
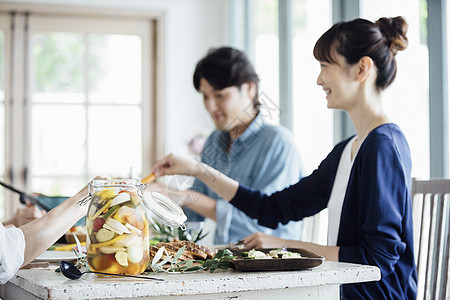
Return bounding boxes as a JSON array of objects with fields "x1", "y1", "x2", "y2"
[{"x1": 146, "y1": 248, "x2": 236, "y2": 274}]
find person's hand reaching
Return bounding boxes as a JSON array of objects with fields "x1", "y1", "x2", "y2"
[
  {"x1": 11, "y1": 204, "x2": 46, "y2": 227},
  {"x1": 146, "y1": 181, "x2": 200, "y2": 207},
  {"x1": 242, "y1": 232, "x2": 287, "y2": 250},
  {"x1": 151, "y1": 153, "x2": 239, "y2": 203},
  {"x1": 151, "y1": 153, "x2": 199, "y2": 178}
]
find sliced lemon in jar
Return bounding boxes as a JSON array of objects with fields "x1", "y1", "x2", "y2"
[
  {"x1": 115, "y1": 251, "x2": 129, "y2": 267},
  {"x1": 96, "y1": 228, "x2": 115, "y2": 243}
]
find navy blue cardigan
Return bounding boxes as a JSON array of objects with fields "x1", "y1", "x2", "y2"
[{"x1": 230, "y1": 124, "x2": 417, "y2": 299}]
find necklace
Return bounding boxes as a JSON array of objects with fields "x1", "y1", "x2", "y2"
[
  {"x1": 352, "y1": 114, "x2": 389, "y2": 159},
  {"x1": 351, "y1": 137, "x2": 360, "y2": 161}
]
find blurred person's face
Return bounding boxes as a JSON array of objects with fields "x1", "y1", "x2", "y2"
[{"x1": 199, "y1": 78, "x2": 255, "y2": 131}]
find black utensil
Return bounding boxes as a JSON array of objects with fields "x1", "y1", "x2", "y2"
[
  {"x1": 60, "y1": 261, "x2": 164, "y2": 281},
  {"x1": 0, "y1": 180, "x2": 51, "y2": 211}
]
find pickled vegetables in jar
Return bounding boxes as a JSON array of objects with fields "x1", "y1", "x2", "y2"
[{"x1": 86, "y1": 179, "x2": 150, "y2": 276}]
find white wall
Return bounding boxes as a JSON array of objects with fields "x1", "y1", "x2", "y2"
[{"x1": 5, "y1": 0, "x2": 226, "y2": 156}]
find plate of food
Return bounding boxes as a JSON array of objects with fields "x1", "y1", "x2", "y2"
[
  {"x1": 35, "y1": 251, "x2": 85, "y2": 262},
  {"x1": 229, "y1": 248, "x2": 324, "y2": 272}
]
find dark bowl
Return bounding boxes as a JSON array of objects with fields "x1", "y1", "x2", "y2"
[
  {"x1": 229, "y1": 248, "x2": 325, "y2": 272},
  {"x1": 36, "y1": 195, "x2": 86, "y2": 226}
]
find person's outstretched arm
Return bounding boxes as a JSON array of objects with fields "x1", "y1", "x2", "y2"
[
  {"x1": 147, "y1": 182, "x2": 217, "y2": 220},
  {"x1": 241, "y1": 231, "x2": 339, "y2": 261},
  {"x1": 19, "y1": 185, "x2": 89, "y2": 266},
  {"x1": 151, "y1": 153, "x2": 239, "y2": 202}
]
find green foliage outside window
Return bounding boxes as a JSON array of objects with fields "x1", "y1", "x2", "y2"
[
  {"x1": 33, "y1": 33, "x2": 84, "y2": 92},
  {"x1": 32, "y1": 33, "x2": 103, "y2": 93}
]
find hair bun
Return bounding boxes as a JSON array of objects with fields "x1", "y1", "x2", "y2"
[{"x1": 376, "y1": 16, "x2": 408, "y2": 55}]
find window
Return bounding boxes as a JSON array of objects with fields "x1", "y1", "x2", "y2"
[
  {"x1": 26, "y1": 16, "x2": 150, "y2": 195},
  {"x1": 239, "y1": 0, "x2": 334, "y2": 174},
  {"x1": 0, "y1": 10, "x2": 159, "y2": 220},
  {"x1": 446, "y1": 0, "x2": 450, "y2": 175},
  {"x1": 233, "y1": 0, "x2": 334, "y2": 244},
  {"x1": 292, "y1": 0, "x2": 333, "y2": 174},
  {"x1": 251, "y1": 0, "x2": 280, "y2": 125},
  {"x1": 360, "y1": 0, "x2": 430, "y2": 178}
]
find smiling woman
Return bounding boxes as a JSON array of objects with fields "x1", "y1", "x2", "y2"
[{"x1": 316, "y1": 55, "x2": 364, "y2": 110}]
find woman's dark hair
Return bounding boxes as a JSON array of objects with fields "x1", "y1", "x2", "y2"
[
  {"x1": 193, "y1": 47, "x2": 260, "y2": 110},
  {"x1": 313, "y1": 16, "x2": 408, "y2": 90}
]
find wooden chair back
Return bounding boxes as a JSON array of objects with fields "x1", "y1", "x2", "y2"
[{"x1": 411, "y1": 178, "x2": 450, "y2": 300}]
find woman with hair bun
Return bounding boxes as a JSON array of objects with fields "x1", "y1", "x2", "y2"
[{"x1": 151, "y1": 16, "x2": 417, "y2": 299}]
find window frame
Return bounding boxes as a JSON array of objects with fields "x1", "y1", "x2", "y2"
[
  {"x1": 27, "y1": 15, "x2": 151, "y2": 184},
  {"x1": 231, "y1": 0, "x2": 446, "y2": 178},
  {"x1": 428, "y1": 0, "x2": 448, "y2": 178},
  {"x1": 0, "y1": 3, "x2": 165, "y2": 220}
]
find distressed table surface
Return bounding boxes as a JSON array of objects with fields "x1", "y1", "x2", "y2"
[{"x1": 0, "y1": 261, "x2": 380, "y2": 299}]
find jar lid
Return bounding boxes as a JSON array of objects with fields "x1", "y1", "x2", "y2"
[
  {"x1": 89, "y1": 178, "x2": 141, "y2": 189},
  {"x1": 141, "y1": 191, "x2": 187, "y2": 229}
]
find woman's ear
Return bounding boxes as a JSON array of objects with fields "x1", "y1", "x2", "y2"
[{"x1": 357, "y1": 56, "x2": 374, "y2": 82}]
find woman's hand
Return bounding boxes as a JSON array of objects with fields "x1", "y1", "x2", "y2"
[
  {"x1": 242, "y1": 232, "x2": 287, "y2": 250},
  {"x1": 10, "y1": 204, "x2": 46, "y2": 227},
  {"x1": 243, "y1": 232, "x2": 340, "y2": 261},
  {"x1": 146, "y1": 182, "x2": 199, "y2": 207},
  {"x1": 152, "y1": 153, "x2": 239, "y2": 202},
  {"x1": 151, "y1": 153, "x2": 200, "y2": 177}
]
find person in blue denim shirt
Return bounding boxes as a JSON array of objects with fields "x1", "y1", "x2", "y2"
[
  {"x1": 150, "y1": 47, "x2": 303, "y2": 244},
  {"x1": 190, "y1": 112, "x2": 303, "y2": 244}
]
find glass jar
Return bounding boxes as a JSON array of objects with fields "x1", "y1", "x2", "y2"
[{"x1": 85, "y1": 178, "x2": 186, "y2": 276}]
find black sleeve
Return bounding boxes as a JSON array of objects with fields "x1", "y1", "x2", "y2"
[{"x1": 230, "y1": 141, "x2": 345, "y2": 229}]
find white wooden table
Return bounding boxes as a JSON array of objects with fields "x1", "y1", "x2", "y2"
[{"x1": 0, "y1": 261, "x2": 380, "y2": 299}]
